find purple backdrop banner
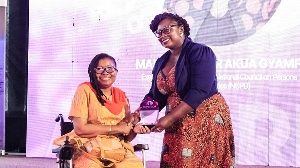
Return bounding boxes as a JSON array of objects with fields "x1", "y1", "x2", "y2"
[{"x1": 27, "y1": 0, "x2": 300, "y2": 166}]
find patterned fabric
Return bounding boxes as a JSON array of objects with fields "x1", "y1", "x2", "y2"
[
  {"x1": 53, "y1": 83, "x2": 143, "y2": 168},
  {"x1": 157, "y1": 67, "x2": 235, "y2": 168}
]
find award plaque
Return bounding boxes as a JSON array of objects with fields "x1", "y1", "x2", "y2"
[{"x1": 139, "y1": 97, "x2": 159, "y2": 128}]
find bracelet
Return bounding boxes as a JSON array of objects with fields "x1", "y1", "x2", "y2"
[{"x1": 108, "y1": 125, "x2": 112, "y2": 134}]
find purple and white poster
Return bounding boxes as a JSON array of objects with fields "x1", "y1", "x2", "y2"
[{"x1": 27, "y1": 0, "x2": 300, "y2": 166}]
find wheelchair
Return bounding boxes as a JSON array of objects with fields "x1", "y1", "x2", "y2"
[{"x1": 52, "y1": 114, "x2": 149, "y2": 168}]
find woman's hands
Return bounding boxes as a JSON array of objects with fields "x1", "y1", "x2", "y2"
[
  {"x1": 133, "y1": 123, "x2": 151, "y2": 134},
  {"x1": 117, "y1": 121, "x2": 151, "y2": 142},
  {"x1": 151, "y1": 114, "x2": 175, "y2": 133},
  {"x1": 121, "y1": 108, "x2": 176, "y2": 134},
  {"x1": 117, "y1": 122, "x2": 133, "y2": 135},
  {"x1": 123, "y1": 109, "x2": 141, "y2": 125},
  {"x1": 151, "y1": 102, "x2": 194, "y2": 132}
]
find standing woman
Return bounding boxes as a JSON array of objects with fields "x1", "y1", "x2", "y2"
[
  {"x1": 53, "y1": 53, "x2": 149, "y2": 168},
  {"x1": 145, "y1": 12, "x2": 236, "y2": 168}
]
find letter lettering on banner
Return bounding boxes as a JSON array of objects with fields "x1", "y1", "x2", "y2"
[{"x1": 238, "y1": 103, "x2": 268, "y2": 165}]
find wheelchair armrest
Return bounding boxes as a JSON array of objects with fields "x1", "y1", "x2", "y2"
[
  {"x1": 52, "y1": 146, "x2": 62, "y2": 153},
  {"x1": 134, "y1": 144, "x2": 149, "y2": 151}
]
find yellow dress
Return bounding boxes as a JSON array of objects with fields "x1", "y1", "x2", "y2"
[{"x1": 53, "y1": 83, "x2": 143, "y2": 168}]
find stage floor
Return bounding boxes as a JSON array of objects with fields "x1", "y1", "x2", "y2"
[{"x1": 0, "y1": 155, "x2": 299, "y2": 168}]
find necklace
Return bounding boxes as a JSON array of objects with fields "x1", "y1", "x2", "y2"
[
  {"x1": 101, "y1": 89, "x2": 112, "y2": 100},
  {"x1": 105, "y1": 94, "x2": 112, "y2": 100},
  {"x1": 103, "y1": 92, "x2": 112, "y2": 100}
]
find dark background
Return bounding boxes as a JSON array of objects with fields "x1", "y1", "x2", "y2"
[{"x1": 5, "y1": 0, "x2": 29, "y2": 153}]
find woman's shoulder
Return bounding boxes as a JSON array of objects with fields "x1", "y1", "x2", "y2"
[
  {"x1": 187, "y1": 40, "x2": 215, "y2": 55},
  {"x1": 183, "y1": 42, "x2": 216, "y2": 61},
  {"x1": 75, "y1": 82, "x2": 95, "y2": 93},
  {"x1": 188, "y1": 40, "x2": 211, "y2": 50},
  {"x1": 78, "y1": 82, "x2": 91, "y2": 89}
]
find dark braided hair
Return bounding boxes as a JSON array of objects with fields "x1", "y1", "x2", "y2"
[
  {"x1": 88, "y1": 53, "x2": 117, "y2": 105},
  {"x1": 149, "y1": 12, "x2": 191, "y2": 39}
]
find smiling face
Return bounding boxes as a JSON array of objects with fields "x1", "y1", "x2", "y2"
[
  {"x1": 156, "y1": 18, "x2": 185, "y2": 50},
  {"x1": 95, "y1": 57, "x2": 118, "y2": 89}
]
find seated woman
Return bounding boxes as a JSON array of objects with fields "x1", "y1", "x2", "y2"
[{"x1": 53, "y1": 53, "x2": 150, "y2": 168}]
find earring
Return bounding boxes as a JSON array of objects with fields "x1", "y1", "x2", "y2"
[{"x1": 180, "y1": 33, "x2": 183, "y2": 38}]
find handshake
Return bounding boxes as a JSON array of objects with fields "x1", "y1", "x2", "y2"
[{"x1": 123, "y1": 97, "x2": 160, "y2": 132}]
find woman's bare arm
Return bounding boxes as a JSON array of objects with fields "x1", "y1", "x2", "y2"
[{"x1": 72, "y1": 117, "x2": 133, "y2": 138}]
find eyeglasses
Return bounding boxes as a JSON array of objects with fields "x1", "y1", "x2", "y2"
[
  {"x1": 94, "y1": 66, "x2": 118, "y2": 74},
  {"x1": 154, "y1": 25, "x2": 178, "y2": 38}
]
